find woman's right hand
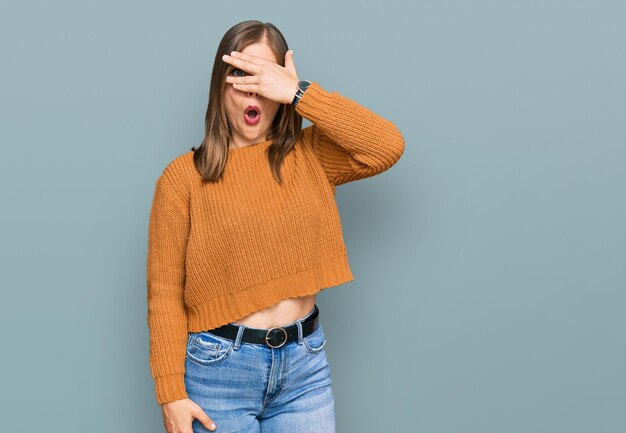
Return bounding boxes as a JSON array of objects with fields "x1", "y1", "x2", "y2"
[{"x1": 161, "y1": 398, "x2": 217, "y2": 432}]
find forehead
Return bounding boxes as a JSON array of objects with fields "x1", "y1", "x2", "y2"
[{"x1": 240, "y1": 42, "x2": 279, "y2": 64}]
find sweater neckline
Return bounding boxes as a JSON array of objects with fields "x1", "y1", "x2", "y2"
[{"x1": 228, "y1": 138, "x2": 272, "y2": 152}]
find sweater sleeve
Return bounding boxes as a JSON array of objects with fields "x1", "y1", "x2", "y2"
[
  {"x1": 146, "y1": 172, "x2": 190, "y2": 405},
  {"x1": 294, "y1": 81, "x2": 405, "y2": 186}
]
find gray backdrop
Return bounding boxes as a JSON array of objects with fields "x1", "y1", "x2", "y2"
[{"x1": 1, "y1": 1, "x2": 624, "y2": 432}]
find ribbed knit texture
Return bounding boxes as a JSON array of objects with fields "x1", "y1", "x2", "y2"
[{"x1": 146, "y1": 81, "x2": 405, "y2": 404}]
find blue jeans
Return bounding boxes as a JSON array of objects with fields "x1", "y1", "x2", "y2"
[{"x1": 184, "y1": 305, "x2": 336, "y2": 433}]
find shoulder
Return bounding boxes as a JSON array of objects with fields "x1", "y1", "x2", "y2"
[
  {"x1": 158, "y1": 150, "x2": 195, "y2": 200},
  {"x1": 161, "y1": 150, "x2": 194, "y2": 179}
]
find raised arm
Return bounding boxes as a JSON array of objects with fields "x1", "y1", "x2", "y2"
[
  {"x1": 146, "y1": 170, "x2": 190, "y2": 405},
  {"x1": 295, "y1": 81, "x2": 405, "y2": 186}
]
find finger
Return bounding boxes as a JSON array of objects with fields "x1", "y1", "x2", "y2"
[
  {"x1": 284, "y1": 49, "x2": 295, "y2": 71},
  {"x1": 225, "y1": 75, "x2": 260, "y2": 85},
  {"x1": 230, "y1": 50, "x2": 274, "y2": 66},
  {"x1": 222, "y1": 54, "x2": 261, "y2": 75},
  {"x1": 231, "y1": 82, "x2": 259, "y2": 92},
  {"x1": 192, "y1": 407, "x2": 217, "y2": 431}
]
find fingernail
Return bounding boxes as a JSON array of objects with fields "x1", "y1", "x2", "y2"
[
  {"x1": 222, "y1": 54, "x2": 228, "y2": 60},
  {"x1": 289, "y1": 49, "x2": 293, "y2": 55},
  {"x1": 210, "y1": 423, "x2": 216, "y2": 430}
]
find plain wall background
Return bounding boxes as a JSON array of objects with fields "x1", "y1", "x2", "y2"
[{"x1": 1, "y1": 1, "x2": 625, "y2": 432}]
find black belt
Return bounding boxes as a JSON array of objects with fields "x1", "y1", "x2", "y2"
[{"x1": 206, "y1": 304, "x2": 320, "y2": 348}]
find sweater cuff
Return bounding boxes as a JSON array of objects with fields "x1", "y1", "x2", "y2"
[
  {"x1": 294, "y1": 81, "x2": 326, "y2": 119},
  {"x1": 154, "y1": 373, "x2": 188, "y2": 405}
]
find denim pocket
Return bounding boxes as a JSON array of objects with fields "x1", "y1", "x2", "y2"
[
  {"x1": 186, "y1": 331, "x2": 234, "y2": 366},
  {"x1": 302, "y1": 324, "x2": 327, "y2": 354}
]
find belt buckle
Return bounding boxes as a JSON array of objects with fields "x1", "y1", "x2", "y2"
[{"x1": 265, "y1": 327, "x2": 288, "y2": 348}]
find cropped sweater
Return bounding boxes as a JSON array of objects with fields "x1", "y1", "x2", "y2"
[{"x1": 146, "y1": 81, "x2": 405, "y2": 404}]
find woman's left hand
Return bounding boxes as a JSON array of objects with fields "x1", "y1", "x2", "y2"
[{"x1": 222, "y1": 50, "x2": 300, "y2": 105}]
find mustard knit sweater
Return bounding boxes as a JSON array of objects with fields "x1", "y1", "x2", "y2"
[{"x1": 146, "y1": 81, "x2": 405, "y2": 404}]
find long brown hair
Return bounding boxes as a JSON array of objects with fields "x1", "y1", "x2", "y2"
[{"x1": 191, "y1": 20, "x2": 303, "y2": 184}]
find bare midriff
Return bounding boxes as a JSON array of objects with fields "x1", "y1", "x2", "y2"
[{"x1": 231, "y1": 294, "x2": 317, "y2": 329}]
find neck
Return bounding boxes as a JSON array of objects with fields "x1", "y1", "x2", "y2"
[{"x1": 229, "y1": 130, "x2": 270, "y2": 149}]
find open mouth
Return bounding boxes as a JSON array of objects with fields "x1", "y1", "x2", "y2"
[{"x1": 244, "y1": 105, "x2": 261, "y2": 125}]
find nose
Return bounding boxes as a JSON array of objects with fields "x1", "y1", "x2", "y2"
[{"x1": 246, "y1": 90, "x2": 258, "y2": 97}]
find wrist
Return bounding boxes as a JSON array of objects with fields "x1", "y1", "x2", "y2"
[{"x1": 292, "y1": 80, "x2": 312, "y2": 107}]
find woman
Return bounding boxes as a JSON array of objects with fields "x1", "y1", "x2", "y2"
[{"x1": 147, "y1": 20, "x2": 405, "y2": 433}]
